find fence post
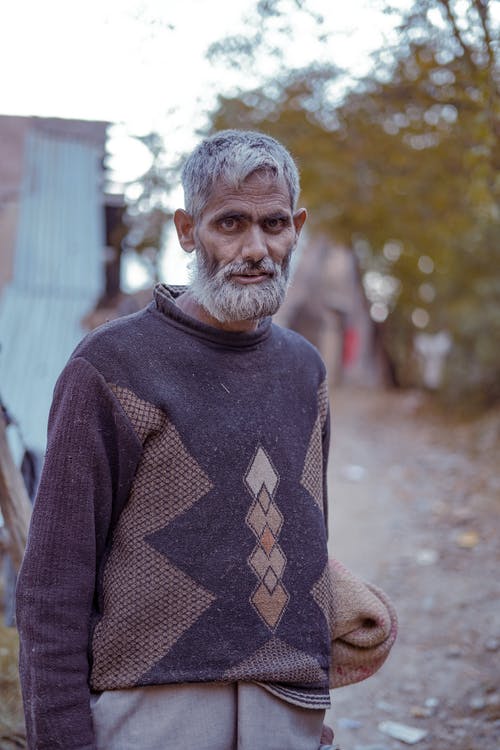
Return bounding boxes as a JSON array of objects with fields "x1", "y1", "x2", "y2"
[{"x1": 0, "y1": 408, "x2": 32, "y2": 571}]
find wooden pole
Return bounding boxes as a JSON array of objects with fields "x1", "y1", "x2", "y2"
[{"x1": 0, "y1": 407, "x2": 32, "y2": 571}]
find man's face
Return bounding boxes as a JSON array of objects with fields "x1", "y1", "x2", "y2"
[{"x1": 174, "y1": 171, "x2": 307, "y2": 327}]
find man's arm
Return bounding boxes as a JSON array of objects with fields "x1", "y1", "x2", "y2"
[
  {"x1": 320, "y1": 381, "x2": 331, "y2": 537},
  {"x1": 16, "y1": 357, "x2": 142, "y2": 750}
]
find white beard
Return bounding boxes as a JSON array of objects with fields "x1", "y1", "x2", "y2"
[{"x1": 188, "y1": 250, "x2": 292, "y2": 323}]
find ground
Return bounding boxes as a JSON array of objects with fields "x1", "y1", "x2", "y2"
[
  {"x1": 325, "y1": 387, "x2": 500, "y2": 750},
  {"x1": 0, "y1": 623, "x2": 23, "y2": 749},
  {"x1": 0, "y1": 387, "x2": 499, "y2": 750}
]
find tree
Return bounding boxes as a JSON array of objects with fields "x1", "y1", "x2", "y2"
[
  {"x1": 208, "y1": 0, "x2": 500, "y2": 409},
  {"x1": 122, "y1": 132, "x2": 173, "y2": 284}
]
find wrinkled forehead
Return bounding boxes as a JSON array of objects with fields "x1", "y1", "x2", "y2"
[{"x1": 204, "y1": 170, "x2": 293, "y2": 212}]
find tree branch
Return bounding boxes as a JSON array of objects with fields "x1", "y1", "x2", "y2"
[
  {"x1": 438, "y1": 0, "x2": 476, "y2": 71},
  {"x1": 472, "y1": 0, "x2": 497, "y2": 81}
]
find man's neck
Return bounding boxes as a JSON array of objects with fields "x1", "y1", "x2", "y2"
[{"x1": 176, "y1": 290, "x2": 260, "y2": 333}]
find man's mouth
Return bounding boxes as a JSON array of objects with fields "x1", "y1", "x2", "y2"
[{"x1": 230, "y1": 271, "x2": 273, "y2": 284}]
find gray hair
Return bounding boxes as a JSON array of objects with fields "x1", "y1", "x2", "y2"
[{"x1": 181, "y1": 130, "x2": 300, "y2": 219}]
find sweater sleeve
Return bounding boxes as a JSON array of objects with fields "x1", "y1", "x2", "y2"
[
  {"x1": 321, "y1": 390, "x2": 331, "y2": 539},
  {"x1": 16, "y1": 356, "x2": 142, "y2": 750}
]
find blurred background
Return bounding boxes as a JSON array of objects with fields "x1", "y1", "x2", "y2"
[{"x1": 0, "y1": 1, "x2": 499, "y2": 748}]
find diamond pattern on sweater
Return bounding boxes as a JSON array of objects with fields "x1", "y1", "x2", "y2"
[
  {"x1": 248, "y1": 545, "x2": 286, "y2": 580},
  {"x1": 245, "y1": 445, "x2": 289, "y2": 630},
  {"x1": 91, "y1": 550, "x2": 215, "y2": 689},
  {"x1": 223, "y1": 637, "x2": 327, "y2": 684},
  {"x1": 300, "y1": 379, "x2": 328, "y2": 512},
  {"x1": 252, "y1": 581, "x2": 289, "y2": 628},
  {"x1": 317, "y1": 378, "x2": 329, "y2": 429},
  {"x1": 110, "y1": 384, "x2": 163, "y2": 443},
  {"x1": 311, "y1": 563, "x2": 334, "y2": 630},
  {"x1": 247, "y1": 498, "x2": 283, "y2": 538},
  {"x1": 245, "y1": 446, "x2": 279, "y2": 497},
  {"x1": 91, "y1": 386, "x2": 215, "y2": 688},
  {"x1": 109, "y1": 385, "x2": 214, "y2": 530},
  {"x1": 300, "y1": 415, "x2": 323, "y2": 510}
]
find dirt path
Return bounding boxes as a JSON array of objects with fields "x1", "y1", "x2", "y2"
[{"x1": 325, "y1": 387, "x2": 500, "y2": 750}]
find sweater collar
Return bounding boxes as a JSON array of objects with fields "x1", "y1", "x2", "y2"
[{"x1": 152, "y1": 283, "x2": 273, "y2": 348}]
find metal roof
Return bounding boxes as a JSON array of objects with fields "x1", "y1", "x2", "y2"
[{"x1": 0, "y1": 128, "x2": 105, "y2": 455}]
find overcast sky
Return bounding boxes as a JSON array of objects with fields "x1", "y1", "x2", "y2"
[{"x1": 1, "y1": 1, "x2": 409, "y2": 158}]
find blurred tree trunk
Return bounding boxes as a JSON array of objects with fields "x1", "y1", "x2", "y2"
[{"x1": 0, "y1": 408, "x2": 31, "y2": 571}]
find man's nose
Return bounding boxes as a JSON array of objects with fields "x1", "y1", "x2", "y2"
[{"x1": 241, "y1": 224, "x2": 268, "y2": 262}]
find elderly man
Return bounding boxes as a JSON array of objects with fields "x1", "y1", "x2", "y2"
[{"x1": 16, "y1": 130, "x2": 332, "y2": 750}]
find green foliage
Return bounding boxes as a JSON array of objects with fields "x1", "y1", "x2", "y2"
[{"x1": 208, "y1": 0, "x2": 500, "y2": 410}]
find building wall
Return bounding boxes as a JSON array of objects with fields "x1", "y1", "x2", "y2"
[
  {"x1": 0, "y1": 115, "x2": 108, "y2": 296},
  {"x1": 0, "y1": 117, "x2": 108, "y2": 456}
]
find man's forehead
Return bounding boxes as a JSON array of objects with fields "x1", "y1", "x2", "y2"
[{"x1": 202, "y1": 172, "x2": 292, "y2": 214}]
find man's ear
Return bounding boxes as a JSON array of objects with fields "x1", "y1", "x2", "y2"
[
  {"x1": 293, "y1": 208, "x2": 307, "y2": 236},
  {"x1": 174, "y1": 209, "x2": 196, "y2": 253}
]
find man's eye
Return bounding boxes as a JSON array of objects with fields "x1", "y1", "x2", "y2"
[
  {"x1": 220, "y1": 217, "x2": 238, "y2": 230},
  {"x1": 265, "y1": 217, "x2": 286, "y2": 231}
]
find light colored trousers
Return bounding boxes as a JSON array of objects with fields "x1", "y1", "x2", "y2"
[{"x1": 90, "y1": 682, "x2": 325, "y2": 750}]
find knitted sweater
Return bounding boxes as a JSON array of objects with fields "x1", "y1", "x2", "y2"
[{"x1": 16, "y1": 284, "x2": 331, "y2": 750}]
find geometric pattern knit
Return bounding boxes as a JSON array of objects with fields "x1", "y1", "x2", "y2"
[
  {"x1": 91, "y1": 386, "x2": 216, "y2": 688},
  {"x1": 311, "y1": 562, "x2": 335, "y2": 632},
  {"x1": 224, "y1": 637, "x2": 325, "y2": 683},
  {"x1": 16, "y1": 284, "x2": 332, "y2": 750},
  {"x1": 245, "y1": 446, "x2": 289, "y2": 630},
  {"x1": 301, "y1": 379, "x2": 329, "y2": 511}
]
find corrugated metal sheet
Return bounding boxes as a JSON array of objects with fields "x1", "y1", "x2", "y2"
[{"x1": 0, "y1": 129, "x2": 105, "y2": 454}]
